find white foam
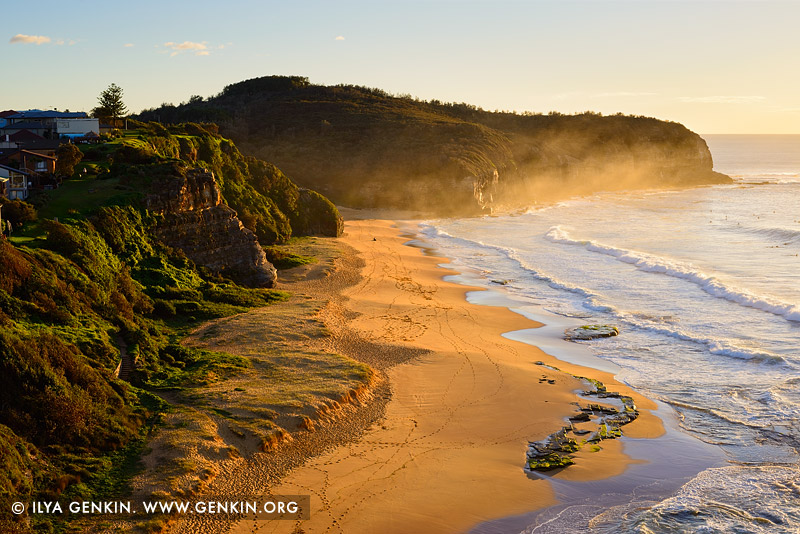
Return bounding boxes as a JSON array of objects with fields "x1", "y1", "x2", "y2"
[
  {"x1": 630, "y1": 320, "x2": 785, "y2": 363},
  {"x1": 421, "y1": 223, "x2": 783, "y2": 363},
  {"x1": 636, "y1": 465, "x2": 800, "y2": 534},
  {"x1": 420, "y1": 222, "x2": 601, "y2": 301},
  {"x1": 545, "y1": 226, "x2": 800, "y2": 323}
]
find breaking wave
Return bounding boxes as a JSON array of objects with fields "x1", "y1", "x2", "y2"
[{"x1": 545, "y1": 226, "x2": 800, "y2": 323}]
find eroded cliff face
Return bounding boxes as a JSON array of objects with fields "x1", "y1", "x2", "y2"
[
  {"x1": 482, "y1": 127, "x2": 730, "y2": 211},
  {"x1": 322, "y1": 130, "x2": 727, "y2": 215},
  {"x1": 146, "y1": 169, "x2": 277, "y2": 287},
  {"x1": 259, "y1": 121, "x2": 729, "y2": 215}
]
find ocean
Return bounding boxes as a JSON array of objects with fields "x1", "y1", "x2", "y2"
[{"x1": 416, "y1": 135, "x2": 800, "y2": 533}]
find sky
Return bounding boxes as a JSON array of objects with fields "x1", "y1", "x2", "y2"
[{"x1": 3, "y1": 0, "x2": 799, "y2": 134}]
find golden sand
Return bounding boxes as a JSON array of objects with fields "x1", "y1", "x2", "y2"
[{"x1": 229, "y1": 220, "x2": 664, "y2": 534}]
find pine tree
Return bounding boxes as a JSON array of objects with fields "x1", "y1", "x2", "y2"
[{"x1": 93, "y1": 83, "x2": 128, "y2": 125}]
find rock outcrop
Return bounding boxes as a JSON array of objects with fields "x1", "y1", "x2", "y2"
[
  {"x1": 527, "y1": 370, "x2": 639, "y2": 472},
  {"x1": 146, "y1": 169, "x2": 277, "y2": 287}
]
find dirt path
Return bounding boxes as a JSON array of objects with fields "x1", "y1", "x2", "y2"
[{"x1": 114, "y1": 335, "x2": 133, "y2": 381}]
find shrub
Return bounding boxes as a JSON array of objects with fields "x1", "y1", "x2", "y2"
[
  {"x1": 56, "y1": 143, "x2": 84, "y2": 177},
  {"x1": 0, "y1": 199, "x2": 37, "y2": 228}
]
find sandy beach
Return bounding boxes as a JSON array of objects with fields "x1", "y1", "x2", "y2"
[{"x1": 215, "y1": 219, "x2": 661, "y2": 534}]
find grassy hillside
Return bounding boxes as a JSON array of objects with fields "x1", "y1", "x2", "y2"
[
  {"x1": 0, "y1": 212, "x2": 287, "y2": 532},
  {"x1": 136, "y1": 76, "x2": 730, "y2": 214},
  {"x1": 0, "y1": 125, "x2": 345, "y2": 532}
]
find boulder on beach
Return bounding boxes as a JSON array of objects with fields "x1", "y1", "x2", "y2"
[{"x1": 565, "y1": 324, "x2": 619, "y2": 341}]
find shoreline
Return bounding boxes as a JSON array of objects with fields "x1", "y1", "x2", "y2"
[{"x1": 227, "y1": 219, "x2": 666, "y2": 534}]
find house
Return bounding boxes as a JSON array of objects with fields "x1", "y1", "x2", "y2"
[
  {"x1": 0, "y1": 163, "x2": 33, "y2": 200},
  {"x1": 0, "y1": 148, "x2": 58, "y2": 194},
  {"x1": 0, "y1": 110, "x2": 17, "y2": 129},
  {"x1": 4, "y1": 129, "x2": 45, "y2": 143},
  {"x1": 3, "y1": 110, "x2": 89, "y2": 139},
  {"x1": 0, "y1": 149, "x2": 57, "y2": 175},
  {"x1": 0, "y1": 138, "x2": 60, "y2": 158},
  {"x1": 56, "y1": 118, "x2": 100, "y2": 139},
  {"x1": 0, "y1": 175, "x2": 8, "y2": 198},
  {"x1": 0, "y1": 120, "x2": 47, "y2": 138}
]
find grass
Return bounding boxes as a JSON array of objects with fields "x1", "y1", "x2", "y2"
[
  {"x1": 264, "y1": 245, "x2": 316, "y2": 270},
  {"x1": 40, "y1": 176, "x2": 135, "y2": 219},
  {"x1": 145, "y1": 347, "x2": 252, "y2": 389},
  {"x1": 183, "y1": 296, "x2": 372, "y2": 415},
  {"x1": 128, "y1": 244, "x2": 374, "y2": 501},
  {"x1": 10, "y1": 174, "x2": 139, "y2": 246}
]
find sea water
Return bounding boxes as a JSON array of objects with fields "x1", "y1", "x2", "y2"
[{"x1": 417, "y1": 135, "x2": 800, "y2": 533}]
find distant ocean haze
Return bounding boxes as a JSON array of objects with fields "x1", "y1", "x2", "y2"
[
  {"x1": 421, "y1": 134, "x2": 800, "y2": 533},
  {"x1": 705, "y1": 134, "x2": 800, "y2": 181}
]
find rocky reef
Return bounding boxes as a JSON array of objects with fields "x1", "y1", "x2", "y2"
[
  {"x1": 146, "y1": 169, "x2": 277, "y2": 287},
  {"x1": 527, "y1": 366, "x2": 639, "y2": 472}
]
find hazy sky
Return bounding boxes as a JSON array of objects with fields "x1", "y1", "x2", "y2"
[{"x1": 4, "y1": 0, "x2": 799, "y2": 134}]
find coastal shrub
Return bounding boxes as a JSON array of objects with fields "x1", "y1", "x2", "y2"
[
  {"x1": 170, "y1": 122, "x2": 218, "y2": 137},
  {"x1": 151, "y1": 285, "x2": 203, "y2": 302},
  {"x1": 151, "y1": 299, "x2": 177, "y2": 318},
  {"x1": 133, "y1": 255, "x2": 204, "y2": 291},
  {"x1": 44, "y1": 220, "x2": 124, "y2": 291},
  {"x1": 92, "y1": 206, "x2": 155, "y2": 265},
  {"x1": 0, "y1": 329, "x2": 138, "y2": 450},
  {"x1": 215, "y1": 157, "x2": 293, "y2": 243},
  {"x1": 79, "y1": 145, "x2": 105, "y2": 162},
  {"x1": 0, "y1": 424, "x2": 40, "y2": 498},
  {"x1": 0, "y1": 199, "x2": 37, "y2": 228},
  {"x1": 294, "y1": 189, "x2": 343, "y2": 236},
  {"x1": 148, "y1": 134, "x2": 181, "y2": 160},
  {"x1": 112, "y1": 144, "x2": 156, "y2": 165},
  {"x1": 0, "y1": 243, "x2": 91, "y2": 325},
  {"x1": 264, "y1": 246, "x2": 315, "y2": 270},
  {"x1": 0, "y1": 126, "x2": 325, "y2": 518},
  {"x1": 196, "y1": 135, "x2": 222, "y2": 169},
  {"x1": 0, "y1": 240, "x2": 33, "y2": 294},
  {"x1": 178, "y1": 136, "x2": 197, "y2": 161},
  {"x1": 114, "y1": 121, "x2": 341, "y2": 244},
  {"x1": 56, "y1": 143, "x2": 84, "y2": 177},
  {"x1": 147, "y1": 122, "x2": 170, "y2": 137}
]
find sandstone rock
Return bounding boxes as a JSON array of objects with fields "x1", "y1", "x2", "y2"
[{"x1": 147, "y1": 169, "x2": 278, "y2": 287}]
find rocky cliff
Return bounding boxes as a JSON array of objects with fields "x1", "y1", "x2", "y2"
[
  {"x1": 485, "y1": 117, "x2": 730, "y2": 209},
  {"x1": 146, "y1": 169, "x2": 277, "y2": 287},
  {"x1": 136, "y1": 76, "x2": 732, "y2": 215}
]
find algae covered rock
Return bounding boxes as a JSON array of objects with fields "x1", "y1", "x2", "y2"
[{"x1": 526, "y1": 370, "x2": 641, "y2": 472}]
